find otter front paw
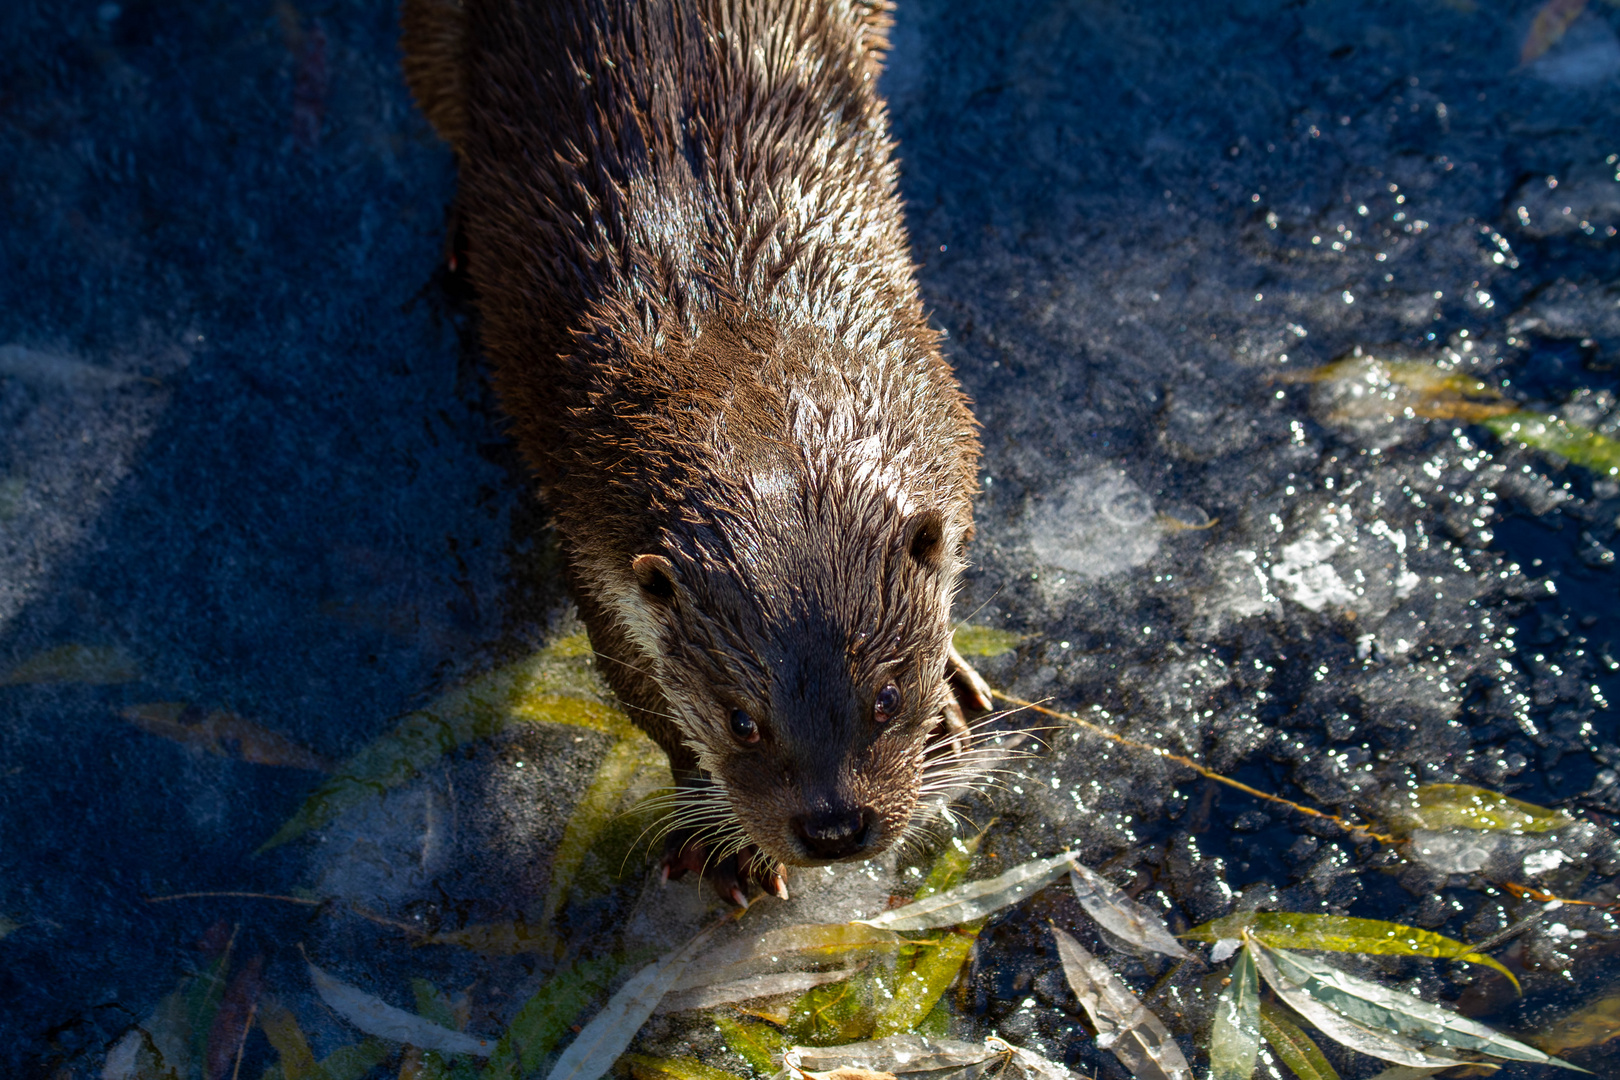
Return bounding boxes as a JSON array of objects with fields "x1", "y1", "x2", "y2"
[{"x1": 660, "y1": 833, "x2": 788, "y2": 908}]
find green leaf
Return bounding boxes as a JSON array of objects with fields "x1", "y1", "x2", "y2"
[
  {"x1": 1384, "y1": 783, "x2": 1573, "y2": 836},
  {"x1": 915, "y1": 829, "x2": 986, "y2": 901},
  {"x1": 1483, "y1": 411, "x2": 1620, "y2": 477},
  {"x1": 260, "y1": 1000, "x2": 318, "y2": 1080},
  {"x1": 786, "y1": 973, "x2": 877, "y2": 1046},
  {"x1": 539, "y1": 735, "x2": 667, "y2": 927},
  {"x1": 623, "y1": 1055, "x2": 750, "y2": 1080},
  {"x1": 0, "y1": 643, "x2": 139, "y2": 685},
  {"x1": 482, "y1": 955, "x2": 622, "y2": 1080},
  {"x1": 1259, "y1": 1001, "x2": 1341, "y2": 1080},
  {"x1": 260, "y1": 635, "x2": 629, "y2": 851},
  {"x1": 1253, "y1": 942, "x2": 1588, "y2": 1071},
  {"x1": 858, "y1": 852, "x2": 1075, "y2": 931},
  {"x1": 951, "y1": 625, "x2": 1025, "y2": 658},
  {"x1": 1210, "y1": 945, "x2": 1261, "y2": 1080},
  {"x1": 412, "y1": 979, "x2": 461, "y2": 1031},
  {"x1": 712, "y1": 1015, "x2": 786, "y2": 1075},
  {"x1": 872, "y1": 927, "x2": 981, "y2": 1037},
  {"x1": 315, "y1": 1039, "x2": 390, "y2": 1080},
  {"x1": 1184, "y1": 912, "x2": 1519, "y2": 990}
]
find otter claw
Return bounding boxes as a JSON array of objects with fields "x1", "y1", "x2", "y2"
[
  {"x1": 946, "y1": 641, "x2": 994, "y2": 714},
  {"x1": 660, "y1": 834, "x2": 786, "y2": 907}
]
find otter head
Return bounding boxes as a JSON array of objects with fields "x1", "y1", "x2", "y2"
[{"x1": 622, "y1": 461, "x2": 971, "y2": 868}]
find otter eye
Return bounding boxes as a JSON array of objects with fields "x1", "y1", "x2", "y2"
[
  {"x1": 905, "y1": 512, "x2": 945, "y2": 569},
  {"x1": 729, "y1": 709, "x2": 760, "y2": 744},
  {"x1": 873, "y1": 683, "x2": 901, "y2": 722},
  {"x1": 630, "y1": 553, "x2": 677, "y2": 602}
]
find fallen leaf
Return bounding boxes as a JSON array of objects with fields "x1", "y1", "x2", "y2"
[
  {"x1": 1068, "y1": 864, "x2": 1191, "y2": 961},
  {"x1": 258, "y1": 999, "x2": 318, "y2": 1080},
  {"x1": 625, "y1": 1054, "x2": 751, "y2": 1080},
  {"x1": 1385, "y1": 783, "x2": 1573, "y2": 835},
  {"x1": 425, "y1": 918, "x2": 559, "y2": 957},
  {"x1": 1, "y1": 644, "x2": 139, "y2": 685},
  {"x1": 1482, "y1": 412, "x2": 1620, "y2": 478},
  {"x1": 261, "y1": 634, "x2": 629, "y2": 850},
  {"x1": 658, "y1": 966, "x2": 865, "y2": 1014},
  {"x1": 122, "y1": 703, "x2": 336, "y2": 772},
  {"x1": 1252, "y1": 942, "x2": 1585, "y2": 1071},
  {"x1": 786, "y1": 1034, "x2": 999, "y2": 1075},
  {"x1": 1521, "y1": 0, "x2": 1589, "y2": 65},
  {"x1": 873, "y1": 928, "x2": 980, "y2": 1038},
  {"x1": 1534, "y1": 989, "x2": 1620, "y2": 1055},
  {"x1": 308, "y1": 961, "x2": 494, "y2": 1057},
  {"x1": 1259, "y1": 1001, "x2": 1341, "y2": 1080},
  {"x1": 545, "y1": 927, "x2": 713, "y2": 1080},
  {"x1": 1050, "y1": 927, "x2": 1193, "y2": 1080},
  {"x1": 714, "y1": 1015, "x2": 789, "y2": 1074},
  {"x1": 674, "y1": 924, "x2": 902, "y2": 992},
  {"x1": 1209, "y1": 945, "x2": 1261, "y2": 1080},
  {"x1": 204, "y1": 954, "x2": 263, "y2": 1080},
  {"x1": 951, "y1": 625, "x2": 1024, "y2": 658},
  {"x1": 1184, "y1": 912, "x2": 1518, "y2": 989},
  {"x1": 858, "y1": 852, "x2": 1076, "y2": 931},
  {"x1": 483, "y1": 956, "x2": 623, "y2": 1080},
  {"x1": 0, "y1": 344, "x2": 137, "y2": 391}
]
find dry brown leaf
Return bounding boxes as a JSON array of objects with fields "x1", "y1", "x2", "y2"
[{"x1": 122, "y1": 703, "x2": 335, "y2": 772}]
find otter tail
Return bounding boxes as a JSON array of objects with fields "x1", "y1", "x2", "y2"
[{"x1": 401, "y1": 0, "x2": 467, "y2": 151}]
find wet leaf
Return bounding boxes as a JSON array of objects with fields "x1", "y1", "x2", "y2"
[
  {"x1": 1068, "y1": 864, "x2": 1191, "y2": 961},
  {"x1": 1521, "y1": 0, "x2": 1588, "y2": 65},
  {"x1": 205, "y1": 954, "x2": 263, "y2": 1080},
  {"x1": 1259, "y1": 1001, "x2": 1341, "y2": 1080},
  {"x1": 1386, "y1": 782, "x2": 1573, "y2": 835},
  {"x1": 714, "y1": 1015, "x2": 788, "y2": 1075},
  {"x1": 951, "y1": 625, "x2": 1024, "y2": 658},
  {"x1": 1534, "y1": 989, "x2": 1620, "y2": 1054},
  {"x1": 412, "y1": 979, "x2": 463, "y2": 1031},
  {"x1": 1361, "y1": 1068, "x2": 1449, "y2": 1080},
  {"x1": 1483, "y1": 412, "x2": 1620, "y2": 477},
  {"x1": 1210, "y1": 945, "x2": 1261, "y2": 1080},
  {"x1": 873, "y1": 927, "x2": 980, "y2": 1037},
  {"x1": 625, "y1": 1054, "x2": 751, "y2": 1080},
  {"x1": 545, "y1": 927, "x2": 713, "y2": 1080},
  {"x1": 916, "y1": 830, "x2": 985, "y2": 900},
  {"x1": 482, "y1": 956, "x2": 622, "y2": 1080},
  {"x1": 786, "y1": 1034, "x2": 999, "y2": 1075},
  {"x1": 308, "y1": 961, "x2": 494, "y2": 1057},
  {"x1": 121, "y1": 703, "x2": 336, "y2": 772},
  {"x1": 0, "y1": 643, "x2": 139, "y2": 685},
  {"x1": 0, "y1": 915, "x2": 19, "y2": 939},
  {"x1": 1252, "y1": 943, "x2": 1586, "y2": 1071},
  {"x1": 1301, "y1": 355, "x2": 1513, "y2": 426},
  {"x1": 260, "y1": 999, "x2": 318, "y2": 1080},
  {"x1": 1050, "y1": 927, "x2": 1193, "y2": 1080},
  {"x1": 261, "y1": 635, "x2": 628, "y2": 850},
  {"x1": 787, "y1": 973, "x2": 877, "y2": 1046},
  {"x1": 658, "y1": 966, "x2": 865, "y2": 1014},
  {"x1": 674, "y1": 924, "x2": 902, "y2": 992},
  {"x1": 858, "y1": 852, "x2": 1075, "y2": 931},
  {"x1": 540, "y1": 734, "x2": 667, "y2": 927},
  {"x1": 1184, "y1": 912, "x2": 1518, "y2": 989},
  {"x1": 423, "y1": 918, "x2": 558, "y2": 956}
]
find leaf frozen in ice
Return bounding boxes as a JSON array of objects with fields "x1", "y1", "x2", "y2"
[
  {"x1": 658, "y1": 966, "x2": 865, "y2": 1014},
  {"x1": 308, "y1": 961, "x2": 493, "y2": 1057},
  {"x1": 483, "y1": 956, "x2": 623, "y2": 1079},
  {"x1": 674, "y1": 923, "x2": 902, "y2": 992},
  {"x1": 1183, "y1": 912, "x2": 1518, "y2": 989},
  {"x1": 1258, "y1": 1001, "x2": 1340, "y2": 1080},
  {"x1": 1050, "y1": 927, "x2": 1193, "y2": 1080},
  {"x1": 872, "y1": 927, "x2": 979, "y2": 1037},
  {"x1": 1384, "y1": 783, "x2": 1573, "y2": 835},
  {"x1": 858, "y1": 852, "x2": 1075, "y2": 931},
  {"x1": 1209, "y1": 944, "x2": 1260, "y2": 1080},
  {"x1": 1067, "y1": 864, "x2": 1191, "y2": 961},
  {"x1": 1520, "y1": 0, "x2": 1590, "y2": 65},
  {"x1": 1252, "y1": 943, "x2": 1587, "y2": 1071},
  {"x1": 950, "y1": 625, "x2": 1025, "y2": 658},
  {"x1": 1533, "y1": 989, "x2": 1620, "y2": 1055},
  {"x1": 545, "y1": 927, "x2": 713, "y2": 1080},
  {"x1": 1, "y1": 643, "x2": 139, "y2": 685},
  {"x1": 624, "y1": 1053, "x2": 751, "y2": 1080},
  {"x1": 261, "y1": 633, "x2": 629, "y2": 850},
  {"x1": 786, "y1": 1034, "x2": 998, "y2": 1075},
  {"x1": 121, "y1": 702, "x2": 336, "y2": 771},
  {"x1": 714, "y1": 1015, "x2": 788, "y2": 1075},
  {"x1": 1483, "y1": 411, "x2": 1620, "y2": 477}
]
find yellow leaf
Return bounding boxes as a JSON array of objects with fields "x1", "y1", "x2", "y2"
[
  {"x1": 1386, "y1": 783, "x2": 1573, "y2": 835},
  {"x1": 1534, "y1": 989, "x2": 1620, "y2": 1055},
  {"x1": 950, "y1": 625, "x2": 1024, "y2": 658},
  {"x1": 624, "y1": 1054, "x2": 751, "y2": 1080}
]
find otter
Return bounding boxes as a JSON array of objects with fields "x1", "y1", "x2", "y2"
[{"x1": 401, "y1": 0, "x2": 991, "y2": 905}]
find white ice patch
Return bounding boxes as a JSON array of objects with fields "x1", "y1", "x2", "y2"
[
  {"x1": 1523, "y1": 848, "x2": 1569, "y2": 876},
  {"x1": 1269, "y1": 534, "x2": 1357, "y2": 611},
  {"x1": 1028, "y1": 468, "x2": 1159, "y2": 579}
]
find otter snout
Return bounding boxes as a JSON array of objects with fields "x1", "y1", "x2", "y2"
[{"x1": 791, "y1": 805, "x2": 876, "y2": 861}]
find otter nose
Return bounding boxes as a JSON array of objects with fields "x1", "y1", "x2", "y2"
[{"x1": 792, "y1": 807, "x2": 873, "y2": 860}]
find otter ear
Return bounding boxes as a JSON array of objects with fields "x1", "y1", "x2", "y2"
[
  {"x1": 904, "y1": 510, "x2": 946, "y2": 570},
  {"x1": 630, "y1": 553, "x2": 677, "y2": 601}
]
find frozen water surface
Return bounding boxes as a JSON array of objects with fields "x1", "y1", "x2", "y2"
[{"x1": 2, "y1": 0, "x2": 1619, "y2": 1076}]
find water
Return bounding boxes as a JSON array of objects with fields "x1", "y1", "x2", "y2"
[{"x1": 1, "y1": 0, "x2": 1617, "y2": 1076}]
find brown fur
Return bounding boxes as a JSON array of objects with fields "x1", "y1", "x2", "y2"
[{"x1": 402, "y1": 0, "x2": 983, "y2": 884}]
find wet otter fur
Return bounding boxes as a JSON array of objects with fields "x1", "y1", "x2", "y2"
[{"x1": 402, "y1": 0, "x2": 991, "y2": 904}]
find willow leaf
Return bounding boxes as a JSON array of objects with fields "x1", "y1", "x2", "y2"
[
  {"x1": 540, "y1": 735, "x2": 666, "y2": 926},
  {"x1": 657, "y1": 966, "x2": 862, "y2": 1014},
  {"x1": 713, "y1": 1015, "x2": 787, "y2": 1075},
  {"x1": 1254, "y1": 943, "x2": 1586, "y2": 1071},
  {"x1": 309, "y1": 962, "x2": 493, "y2": 1057},
  {"x1": 873, "y1": 927, "x2": 981, "y2": 1037},
  {"x1": 951, "y1": 625, "x2": 1025, "y2": 658},
  {"x1": 1483, "y1": 412, "x2": 1620, "y2": 477},
  {"x1": 1050, "y1": 927, "x2": 1192, "y2": 1080},
  {"x1": 859, "y1": 852, "x2": 1075, "y2": 931},
  {"x1": 787, "y1": 1034, "x2": 999, "y2": 1074},
  {"x1": 673, "y1": 923, "x2": 901, "y2": 992},
  {"x1": 0, "y1": 643, "x2": 139, "y2": 685},
  {"x1": 1210, "y1": 945, "x2": 1261, "y2": 1080},
  {"x1": 623, "y1": 1054, "x2": 750, "y2": 1080},
  {"x1": 1183, "y1": 912, "x2": 1518, "y2": 990},
  {"x1": 1384, "y1": 783, "x2": 1572, "y2": 835},
  {"x1": 1069, "y1": 864, "x2": 1190, "y2": 961},
  {"x1": 1259, "y1": 1002, "x2": 1340, "y2": 1080},
  {"x1": 482, "y1": 955, "x2": 622, "y2": 1080}
]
